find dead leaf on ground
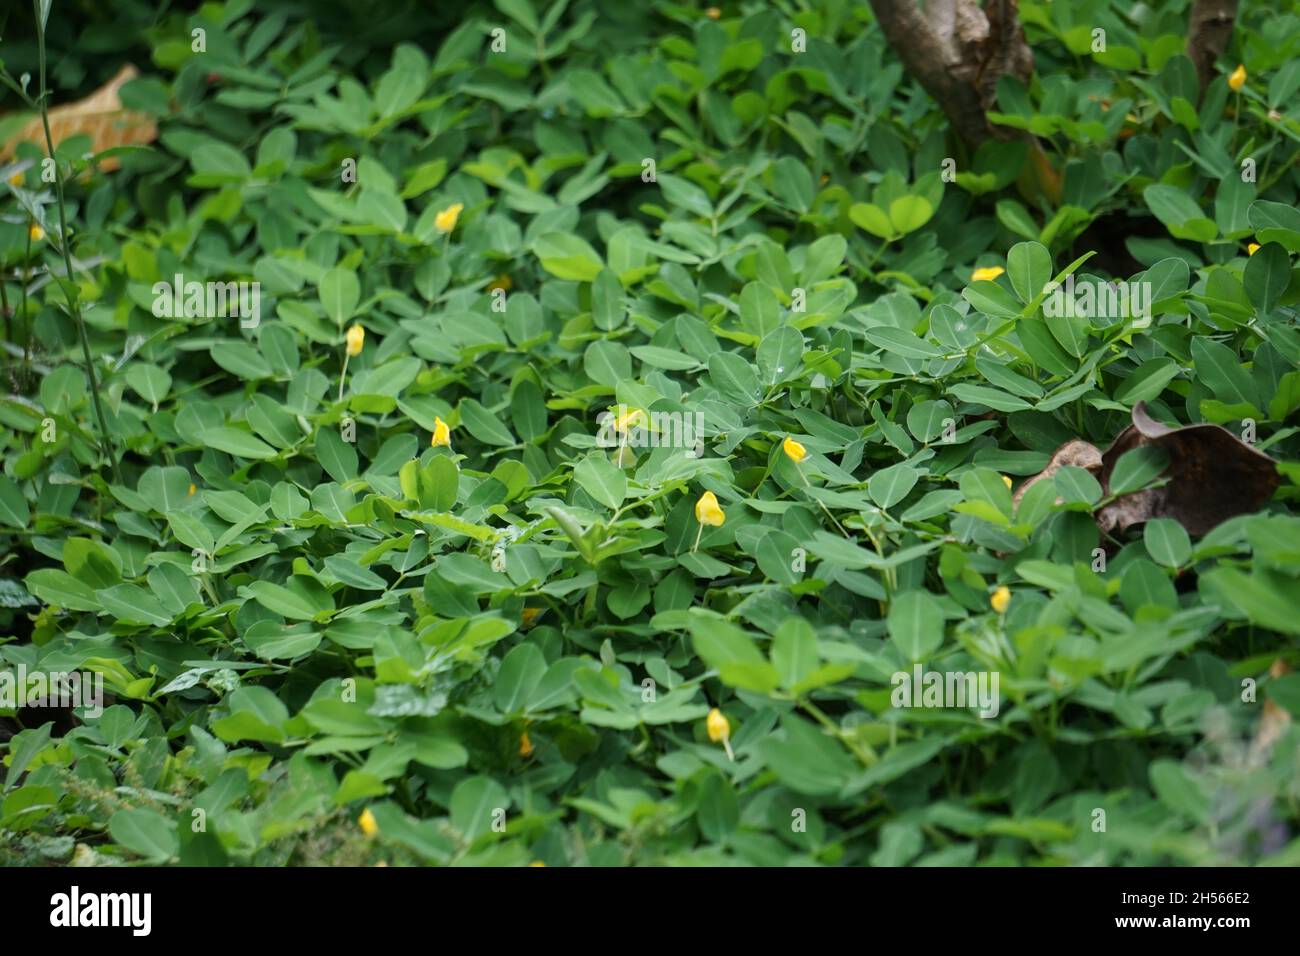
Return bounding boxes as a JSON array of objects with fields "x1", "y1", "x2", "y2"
[
  {"x1": 0, "y1": 64, "x2": 157, "y2": 172},
  {"x1": 1250, "y1": 659, "x2": 1292, "y2": 769},
  {"x1": 1014, "y1": 401, "x2": 1280, "y2": 537},
  {"x1": 1011, "y1": 439, "x2": 1102, "y2": 505}
]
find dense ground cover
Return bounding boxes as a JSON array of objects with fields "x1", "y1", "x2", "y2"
[{"x1": 2, "y1": 0, "x2": 1300, "y2": 866}]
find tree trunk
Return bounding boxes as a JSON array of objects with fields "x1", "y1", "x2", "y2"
[
  {"x1": 866, "y1": 0, "x2": 1034, "y2": 148},
  {"x1": 1187, "y1": 0, "x2": 1240, "y2": 94}
]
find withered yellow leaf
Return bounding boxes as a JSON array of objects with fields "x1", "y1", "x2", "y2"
[{"x1": 1, "y1": 64, "x2": 157, "y2": 172}]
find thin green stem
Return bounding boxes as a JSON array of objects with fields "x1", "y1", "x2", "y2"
[{"x1": 34, "y1": 8, "x2": 119, "y2": 483}]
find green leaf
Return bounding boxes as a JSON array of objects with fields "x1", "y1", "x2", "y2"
[
  {"x1": 1143, "y1": 518, "x2": 1191, "y2": 567},
  {"x1": 449, "y1": 776, "x2": 510, "y2": 839},
  {"x1": 198, "y1": 427, "x2": 278, "y2": 460},
  {"x1": 0, "y1": 476, "x2": 30, "y2": 529},
  {"x1": 211, "y1": 342, "x2": 273, "y2": 381},
  {"x1": 1007, "y1": 241, "x2": 1052, "y2": 303},
  {"x1": 494, "y1": 643, "x2": 547, "y2": 714},
  {"x1": 709, "y1": 350, "x2": 761, "y2": 404},
  {"x1": 758, "y1": 714, "x2": 855, "y2": 796},
  {"x1": 125, "y1": 363, "x2": 172, "y2": 404},
  {"x1": 319, "y1": 267, "x2": 361, "y2": 326},
  {"x1": 888, "y1": 590, "x2": 944, "y2": 662},
  {"x1": 849, "y1": 202, "x2": 895, "y2": 239},
  {"x1": 1202, "y1": 567, "x2": 1300, "y2": 635},
  {"x1": 1144, "y1": 184, "x2": 1216, "y2": 242},
  {"x1": 25, "y1": 569, "x2": 100, "y2": 611},
  {"x1": 458, "y1": 399, "x2": 516, "y2": 446},
  {"x1": 95, "y1": 584, "x2": 174, "y2": 627},
  {"x1": 756, "y1": 327, "x2": 804, "y2": 385},
  {"x1": 591, "y1": 268, "x2": 625, "y2": 331},
  {"x1": 868, "y1": 463, "x2": 920, "y2": 508},
  {"x1": 771, "y1": 617, "x2": 818, "y2": 689},
  {"x1": 1191, "y1": 338, "x2": 1259, "y2": 408},
  {"x1": 109, "y1": 808, "x2": 179, "y2": 862},
  {"x1": 1242, "y1": 242, "x2": 1290, "y2": 314},
  {"x1": 534, "y1": 232, "x2": 604, "y2": 281},
  {"x1": 1108, "y1": 445, "x2": 1168, "y2": 495},
  {"x1": 316, "y1": 427, "x2": 359, "y2": 482},
  {"x1": 248, "y1": 580, "x2": 330, "y2": 620},
  {"x1": 574, "y1": 453, "x2": 627, "y2": 510},
  {"x1": 1149, "y1": 759, "x2": 1208, "y2": 823},
  {"x1": 888, "y1": 195, "x2": 934, "y2": 235},
  {"x1": 689, "y1": 615, "x2": 780, "y2": 694}
]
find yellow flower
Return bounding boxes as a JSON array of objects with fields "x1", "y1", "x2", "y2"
[
  {"x1": 1247, "y1": 243, "x2": 1261, "y2": 256},
  {"x1": 971, "y1": 265, "x2": 1004, "y2": 282},
  {"x1": 990, "y1": 586, "x2": 1011, "y2": 615},
  {"x1": 529, "y1": 860, "x2": 546, "y2": 867},
  {"x1": 188, "y1": 483, "x2": 197, "y2": 496},
  {"x1": 29, "y1": 223, "x2": 44, "y2": 242},
  {"x1": 521, "y1": 607, "x2": 542, "y2": 628},
  {"x1": 1228, "y1": 64, "x2": 1247, "y2": 92},
  {"x1": 519, "y1": 731, "x2": 533, "y2": 758},
  {"x1": 434, "y1": 202, "x2": 463, "y2": 234},
  {"x1": 8, "y1": 172, "x2": 22, "y2": 187},
  {"x1": 1002, "y1": 475, "x2": 1013, "y2": 489},
  {"x1": 614, "y1": 407, "x2": 646, "y2": 432},
  {"x1": 488, "y1": 274, "x2": 512, "y2": 293},
  {"x1": 695, "y1": 490, "x2": 725, "y2": 527},
  {"x1": 782, "y1": 436, "x2": 808, "y2": 463},
  {"x1": 431, "y1": 416, "x2": 451, "y2": 447},
  {"x1": 706, "y1": 708, "x2": 729, "y2": 742},
  {"x1": 706, "y1": 707, "x2": 734, "y2": 760},
  {"x1": 706, "y1": 6, "x2": 721, "y2": 18},
  {"x1": 345, "y1": 323, "x2": 364, "y2": 357},
  {"x1": 358, "y1": 808, "x2": 379, "y2": 837}
]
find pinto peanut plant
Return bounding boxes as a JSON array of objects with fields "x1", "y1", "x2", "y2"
[{"x1": 2, "y1": 0, "x2": 1300, "y2": 867}]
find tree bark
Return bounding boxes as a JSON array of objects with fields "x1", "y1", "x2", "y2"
[
  {"x1": 1187, "y1": 0, "x2": 1240, "y2": 94},
  {"x1": 867, "y1": 0, "x2": 1034, "y2": 148}
]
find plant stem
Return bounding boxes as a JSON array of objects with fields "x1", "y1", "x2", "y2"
[{"x1": 34, "y1": 9, "x2": 119, "y2": 483}]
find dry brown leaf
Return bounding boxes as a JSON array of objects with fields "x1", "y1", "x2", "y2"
[
  {"x1": 1249, "y1": 659, "x2": 1292, "y2": 768},
  {"x1": 1015, "y1": 402, "x2": 1280, "y2": 537},
  {"x1": 0, "y1": 64, "x2": 156, "y2": 172},
  {"x1": 1013, "y1": 439, "x2": 1103, "y2": 508},
  {"x1": 1096, "y1": 402, "x2": 1279, "y2": 535}
]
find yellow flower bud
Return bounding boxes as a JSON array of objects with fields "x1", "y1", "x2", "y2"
[
  {"x1": 359, "y1": 808, "x2": 379, "y2": 837},
  {"x1": 519, "y1": 731, "x2": 533, "y2": 757},
  {"x1": 8, "y1": 172, "x2": 23, "y2": 187},
  {"x1": 188, "y1": 483, "x2": 197, "y2": 496},
  {"x1": 706, "y1": 6, "x2": 721, "y2": 18},
  {"x1": 706, "y1": 707, "x2": 729, "y2": 742},
  {"x1": 488, "y1": 274, "x2": 512, "y2": 292},
  {"x1": 706, "y1": 707, "x2": 734, "y2": 760},
  {"x1": 345, "y1": 323, "x2": 364, "y2": 357},
  {"x1": 434, "y1": 202, "x2": 463, "y2": 234},
  {"x1": 1247, "y1": 243, "x2": 1261, "y2": 256},
  {"x1": 971, "y1": 265, "x2": 1004, "y2": 282},
  {"x1": 431, "y1": 416, "x2": 451, "y2": 447},
  {"x1": 529, "y1": 860, "x2": 546, "y2": 867},
  {"x1": 1228, "y1": 64, "x2": 1247, "y2": 92},
  {"x1": 521, "y1": 607, "x2": 542, "y2": 628},
  {"x1": 614, "y1": 407, "x2": 646, "y2": 432},
  {"x1": 990, "y1": 586, "x2": 1011, "y2": 615},
  {"x1": 29, "y1": 223, "x2": 44, "y2": 242},
  {"x1": 695, "y1": 490, "x2": 725, "y2": 527},
  {"x1": 1002, "y1": 475, "x2": 1013, "y2": 489},
  {"x1": 782, "y1": 436, "x2": 807, "y2": 463}
]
